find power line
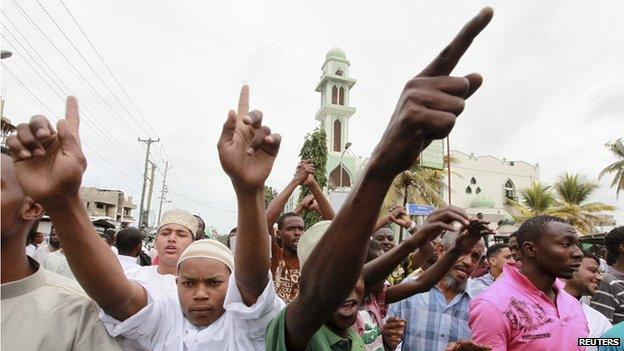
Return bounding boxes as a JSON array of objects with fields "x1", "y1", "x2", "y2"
[
  {"x1": 56, "y1": 0, "x2": 161, "y2": 138},
  {"x1": 1, "y1": 63, "x2": 135, "y2": 179},
  {"x1": 33, "y1": 0, "x2": 154, "y2": 138},
  {"x1": 0, "y1": 28, "x2": 144, "y2": 169},
  {"x1": 8, "y1": 0, "x2": 145, "y2": 139},
  {"x1": 168, "y1": 189, "x2": 237, "y2": 214}
]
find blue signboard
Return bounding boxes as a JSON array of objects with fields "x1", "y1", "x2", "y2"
[{"x1": 406, "y1": 204, "x2": 435, "y2": 216}]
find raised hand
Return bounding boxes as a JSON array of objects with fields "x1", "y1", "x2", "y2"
[
  {"x1": 370, "y1": 8, "x2": 493, "y2": 176},
  {"x1": 407, "y1": 206, "x2": 471, "y2": 247},
  {"x1": 294, "y1": 160, "x2": 315, "y2": 185},
  {"x1": 455, "y1": 219, "x2": 494, "y2": 254},
  {"x1": 298, "y1": 194, "x2": 315, "y2": 210},
  {"x1": 389, "y1": 205, "x2": 412, "y2": 229},
  {"x1": 7, "y1": 96, "x2": 86, "y2": 205},
  {"x1": 382, "y1": 317, "x2": 406, "y2": 350},
  {"x1": 218, "y1": 85, "x2": 282, "y2": 192}
]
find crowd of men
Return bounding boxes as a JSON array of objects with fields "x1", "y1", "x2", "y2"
[{"x1": 2, "y1": 7, "x2": 623, "y2": 351}]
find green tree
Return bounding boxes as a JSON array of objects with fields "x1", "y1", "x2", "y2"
[
  {"x1": 509, "y1": 174, "x2": 615, "y2": 235},
  {"x1": 297, "y1": 128, "x2": 328, "y2": 228},
  {"x1": 550, "y1": 173, "x2": 615, "y2": 235},
  {"x1": 264, "y1": 185, "x2": 277, "y2": 209},
  {"x1": 599, "y1": 138, "x2": 624, "y2": 198}
]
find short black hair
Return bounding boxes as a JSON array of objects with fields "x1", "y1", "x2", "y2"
[
  {"x1": 227, "y1": 227, "x2": 237, "y2": 248},
  {"x1": 486, "y1": 243, "x2": 509, "y2": 260},
  {"x1": 605, "y1": 227, "x2": 624, "y2": 258},
  {"x1": 115, "y1": 227, "x2": 143, "y2": 256},
  {"x1": 277, "y1": 212, "x2": 302, "y2": 230},
  {"x1": 516, "y1": 215, "x2": 567, "y2": 253},
  {"x1": 1, "y1": 146, "x2": 11, "y2": 156},
  {"x1": 581, "y1": 249, "x2": 600, "y2": 266},
  {"x1": 366, "y1": 240, "x2": 384, "y2": 263}
]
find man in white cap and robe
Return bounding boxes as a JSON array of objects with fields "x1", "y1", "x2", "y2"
[{"x1": 6, "y1": 86, "x2": 284, "y2": 350}]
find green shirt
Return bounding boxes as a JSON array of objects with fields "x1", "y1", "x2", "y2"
[{"x1": 265, "y1": 307, "x2": 366, "y2": 351}]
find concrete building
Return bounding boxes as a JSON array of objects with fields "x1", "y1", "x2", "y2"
[
  {"x1": 79, "y1": 187, "x2": 137, "y2": 225},
  {"x1": 443, "y1": 150, "x2": 541, "y2": 235}
]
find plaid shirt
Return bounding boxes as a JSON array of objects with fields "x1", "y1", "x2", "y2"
[{"x1": 388, "y1": 282, "x2": 472, "y2": 351}]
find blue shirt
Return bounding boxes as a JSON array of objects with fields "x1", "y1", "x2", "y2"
[
  {"x1": 467, "y1": 271, "x2": 495, "y2": 297},
  {"x1": 388, "y1": 282, "x2": 473, "y2": 351},
  {"x1": 598, "y1": 321, "x2": 624, "y2": 351}
]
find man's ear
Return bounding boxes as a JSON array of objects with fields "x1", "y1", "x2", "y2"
[
  {"x1": 275, "y1": 229, "x2": 282, "y2": 239},
  {"x1": 522, "y1": 241, "x2": 536, "y2": 258},
  {"x1": 22, "y1": 198, "x2": 44, "y2": 221}
]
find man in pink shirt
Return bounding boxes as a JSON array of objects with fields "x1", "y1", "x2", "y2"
[{"x1": 469, "y1": 215, "x2": 588, "y2": 350}]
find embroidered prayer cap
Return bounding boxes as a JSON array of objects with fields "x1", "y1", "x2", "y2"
[
  {"x1": 297, "y1": 220, "x2": 332, "y2": 268},
  {"x1": 158, "y1": 208, "x2": 198, "y2": 239},
  {"x1": 177, "y1": 239, "x2": 234, "y2": 272}
]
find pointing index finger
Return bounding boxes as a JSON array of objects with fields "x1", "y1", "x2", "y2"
[
  {"x1": 237, "y1": 85, "x2": 250, "y2": 119},
  {"x1": 65, "y1": 96, "x2": 80, "y2": 139},
  {"x1": 418, "y1": 7, "x2": 493, "y2": 78}
]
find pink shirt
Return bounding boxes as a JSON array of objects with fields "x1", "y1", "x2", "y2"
[{"x1": 469, "y1": 264, "x2": 588, "y2": 351}]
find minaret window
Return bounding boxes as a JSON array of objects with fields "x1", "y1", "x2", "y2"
[
  {"x1": 335, "y1": 69, "x2": 343, "y2": 76},
  {"x1": 339, "y1": 87, "x2": 345, "y2": 106},
  {"x1": 333, "y1": 119, "x2": 342, "y2": 152},
  {"x1": 332, "y1": 86, "x2": 338, "y2": 105}
]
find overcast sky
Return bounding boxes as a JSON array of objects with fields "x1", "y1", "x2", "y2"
[{"x1": 2, "y1": 0, "x2": 622, "y2": 233}]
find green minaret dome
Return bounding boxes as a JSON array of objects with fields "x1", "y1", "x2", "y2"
[{"x1": 326, "y1": 47, "x2": 346, "y2": 60}]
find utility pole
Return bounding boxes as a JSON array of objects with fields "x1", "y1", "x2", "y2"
[
  {"x1": 145, "y1": 161, "x2": 157, "y2": 228},
  {"x1": 138, "y1": 138, "x2": 159, "y2": 228},
  {"x1": 157, "y1": 161, "x2": 170, "y2": 224}
]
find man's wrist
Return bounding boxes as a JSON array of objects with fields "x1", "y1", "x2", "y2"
[{"x1": 41, "y1": 193, "x2": 83, "y2": 215}]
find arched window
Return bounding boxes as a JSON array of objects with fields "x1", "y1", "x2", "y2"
[
  {"x1": 470, "y1": 177, "x2": 477, "y2": 185},
  {"x1": 333, "y1": 119, "x2": 342, "y2": 152},
  {"x1": 335, "y1": 69, "x2": 343, "y2": 76},
  {"x1": 476, "y1": 187, "x2": 482, "y2": 194},
  {"x1": 332, "y1": 86, "x2": 338, "y2": 104},
  {"x1": 329, "y1": 165, "x2": 351, "y2": 189},
  {"x1": 465, "y1": 186, "x2": 472, "y2": 194},
  {"x1": 339, "y1": 87, "x2": 345, "y2": 106},
  {"x1": 504, "y1": 179, "x2": 516, "y2": 200}
]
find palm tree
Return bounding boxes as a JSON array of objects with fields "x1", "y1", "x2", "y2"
[
  {"x1": 381, "y1": 155, "x2": 458, "y2": 214},
  {"x1": 550, "y1": 173, "x2": 615, "y2": 235},
  {"x1": 507, "y1": 181, "x2": 556, "y2": 222},
  {"x1": 599, "y1": 138, "x2": 624, "y2": 198}
]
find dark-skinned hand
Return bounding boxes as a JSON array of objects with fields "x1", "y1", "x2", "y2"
[
  {"x1": 407, "y1": 206, "x2": 471, "y2": 248},
  {"x1": 7, "y1": 97, "x2": 86, "y2": 206},
  {"x1": 445, "y1": 340, "x2": 492, "y2": 351},
  {"x1": 218, "y1": 85, "x2": 282, "y2": 192},
  {"x1": 382, "y1": 317, "x2": 406, "y2": 350},
  {"x1": 294, "y1": 160, "x2": 315, "y2": 185},
  {"x1": 371, "y1": 8, "x2": 493, "y2": 176}
]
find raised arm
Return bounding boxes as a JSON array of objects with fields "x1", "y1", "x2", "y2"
[
  {"x1": 363, "y1": 206, "x2": 470, "y2": 296},
  {"x1": 266, "y1": 160, "x2": 314, "y2": 226},
  {"x1": 386, "y1": 219, "x2": 494, "y2": 304},
  {"x1": 7, "y1": 97, "x2": 147, "y2": 321},
  {"x1": 374, "y1": 205, "x2": 411, "y2": 232},
  {"x1": 282, "y1": 8, "x2": 493, "y2": 350},
  {"x1": 218, "y1": 86, "x2": 282, "y2": 305},
  {"x1": 303, "y1": 173, "x2": 335, "y2": 220}
]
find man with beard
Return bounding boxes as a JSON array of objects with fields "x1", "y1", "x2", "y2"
[
  {"x1": 469, "y1": 216, "x2": 588, "y2": 350},
  {"x1": 387, "y1": 231, "x2": 486, "y2": 350},
  {"x1": 265, "y1": 7, "x2": 494, "y2": 350},
  {"x1": 32, "y1": 227, "x2": 61, "y2": 263},
  {"x1": 564, "y1": 250, "x2": 612, "y2": 338}
]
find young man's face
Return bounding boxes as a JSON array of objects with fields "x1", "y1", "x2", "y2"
[
  {"x1": 373, "y1": 229, "x2": 395, "y2": 252},
  {"x1": 568, "y1": 257, "x2": 602, "y2": 297},
  {"x1": 508, "y1": 236, "x2": 521, "y2": 262},
  {"x1": 155, "y1": 224, "x2": 194, "y2": 267},
  {"x1": 49, "y1": 230, "x2": 61, "y2": 248},
  {"x1": 531, "y1": 222, "x2": 583, "y2": 279},
  {"x1": 177, "y1": 258, "x2": 230, "y2": 327},
  {"x1": 326, "y1": 276, "x2": 365, "y2": 332},
  {"x1": 277, "y1": 216, "x2": 304, "y2": 252},
  {"x1": 1, "y1": 154, "x2": 25, "y2": 238},
  {"x1": 489, "y1": 247, "x2": 515, "y2": 273}
]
